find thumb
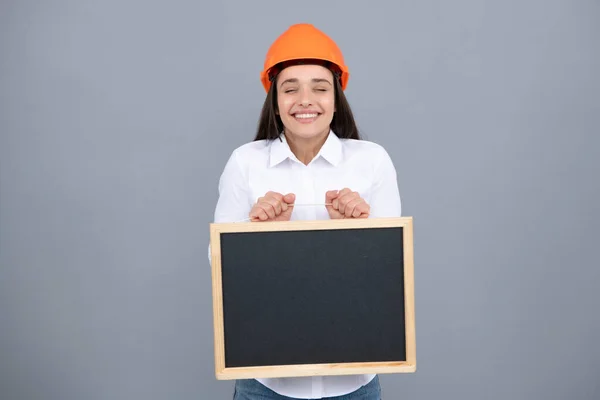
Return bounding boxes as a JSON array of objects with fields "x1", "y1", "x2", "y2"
[
  {"x1": 283, "y1": 193, "x2": 296, "y2": 204},
  {"x1": 325, "y1": 190, "x2": 339, "y2": 203}
]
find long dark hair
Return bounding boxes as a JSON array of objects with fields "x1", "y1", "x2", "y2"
[{"x1": 254, "y1": 64, "x2": 361, "y2": 141}]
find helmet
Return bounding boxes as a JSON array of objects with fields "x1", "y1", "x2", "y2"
[{"x1": 260, "y1": 23, "x2": 349, "y2": 92}]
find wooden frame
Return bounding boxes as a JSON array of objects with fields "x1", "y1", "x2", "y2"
[{"x1": 209, "y1": 217, "x2": 416, "y2": 380}]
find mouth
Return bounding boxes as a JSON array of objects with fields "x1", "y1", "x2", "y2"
[{"x1": 292, "y1": 112, "x2": 320, "y2": 124}]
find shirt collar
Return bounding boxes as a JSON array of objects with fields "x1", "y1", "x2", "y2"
[{"x1": 268, "y1": 130, "x2": 343, "y2": 167}]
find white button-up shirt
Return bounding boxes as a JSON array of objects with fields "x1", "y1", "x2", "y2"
[{"x1": 211, "y1": 130, "x2": 402, "y2": 398}]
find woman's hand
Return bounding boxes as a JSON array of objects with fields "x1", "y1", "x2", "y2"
[
  {"x1": 325, "y1": 188, "x2": 370, "y2": 219},
  {"x1": 249, "y1": 191, "x2": 296, "y2": 222}
]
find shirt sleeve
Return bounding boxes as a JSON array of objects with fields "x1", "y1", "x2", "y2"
[
  {"x1": 208, "y1": 149, "x2": 253, "y2": 263},
  {"x1": 368, "y1": 147, "x2": 402, "y2": 218},
  {"x1": 213, "y1": 149, "x2": 253, "y2": 223}
]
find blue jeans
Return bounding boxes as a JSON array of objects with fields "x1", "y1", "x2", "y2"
[{"x1": 233, "y1": 375, "x2": 381, "y2": 400}]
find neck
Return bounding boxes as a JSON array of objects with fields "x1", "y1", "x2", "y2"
[{"x1": 284, "y1": 129, "x2": 329, "y2": 165}]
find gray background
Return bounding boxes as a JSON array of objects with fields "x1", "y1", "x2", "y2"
[{"x1": 1, "y1": 0, "x2": 599, "y2": 399}]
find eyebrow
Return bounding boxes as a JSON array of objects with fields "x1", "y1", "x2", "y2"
[{"x1": 279, "y1": 78, "x2": 332, "y2": 87}]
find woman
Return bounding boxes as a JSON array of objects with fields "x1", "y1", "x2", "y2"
[{"x1": 212, "y1": 23, "x2": 401, "y2": 400}]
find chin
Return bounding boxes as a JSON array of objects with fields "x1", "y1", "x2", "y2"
[
  {"x1": 288, "y1": 127, "x2": 329, "y2": 139},
  {"x1": 284, "y1": 119, "x2": 331, "y2": 139}
]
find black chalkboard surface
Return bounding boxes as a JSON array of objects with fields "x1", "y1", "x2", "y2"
[{"x1": 209, "y1": 217, "x2": 415, "y2": 379}]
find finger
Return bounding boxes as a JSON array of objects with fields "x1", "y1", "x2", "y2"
[
  {"x1": 337, "y1": 188, "x2": 352, "y2": 197},
  {"x1": 338, "y1": 196, "x2": 347, "y2": 214},
  {"x1": 282, "y1": 193, "x2": 295, "y2": 212},
  {"x1": 249, "y1": 205, "x2": 260, "y2": 219},
  {"x1": 337, "y1": 191, "x2": 359, "y2": 215},
  {"x1": 250, "y1": 208, "x2": 269, "y2": 221},
  {"x1": 351, "y1": 200, "x2": 368, "y2": 218},
  {"x1": 358, "y1": 202, "x2": 370, "y2": 214},
  {"x1": 251, "y1": 207, "x2": 269, "y2": 221},
  {"x1": 337, "y1": 190, "x2": 358, "y2": 205},
  {"x1": 355, "y1": 202, "x2": 370, "y2": 218},
  {"x1": 324, "y1": 192, "x2": 340, "y2": 218},
  {"x1": 325, "y1": 190, "x2": 339, "y2": 204},
  {"x1": 264, "y1": 197, "x2": 283, "y2": 215},
  {"x1": 344, "y1": 198, "x2": 362, "y2": 218},
  {"x1": 259, "y1": 202, "x2": 276, "y2": 219},
  {"x1": 258, "y1": 209, "x2": 269, "y2": 221},
  {"x1": 265, "y1": 191, "x2": 284, "y2": 201},
  {"x1": 283, "y1": 193, "x2": 296, "y2": 204},
  {"x1": 332, "y1": 196, "x2": 340, "y2": 211}
]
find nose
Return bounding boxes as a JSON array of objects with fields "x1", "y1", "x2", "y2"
[{"x1": 298, "y1": 87, "x2": 312, "y2": 107}]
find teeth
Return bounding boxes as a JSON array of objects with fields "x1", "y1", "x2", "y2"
[{"x1": 295, "y1": 113, "x2": 318, "y2": 119}]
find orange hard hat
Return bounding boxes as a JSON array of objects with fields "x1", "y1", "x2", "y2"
[{"x1": 260, "y1": 23, "x2": 349, "y2": 92}]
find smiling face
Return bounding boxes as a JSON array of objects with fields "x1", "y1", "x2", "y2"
[{"x1": 275, "y1": 64, "x2": 336, "y2": 141}]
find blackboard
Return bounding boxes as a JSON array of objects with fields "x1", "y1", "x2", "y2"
[{"x1": 209, "y1": 217, "x2": 415, "y2": 379}]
